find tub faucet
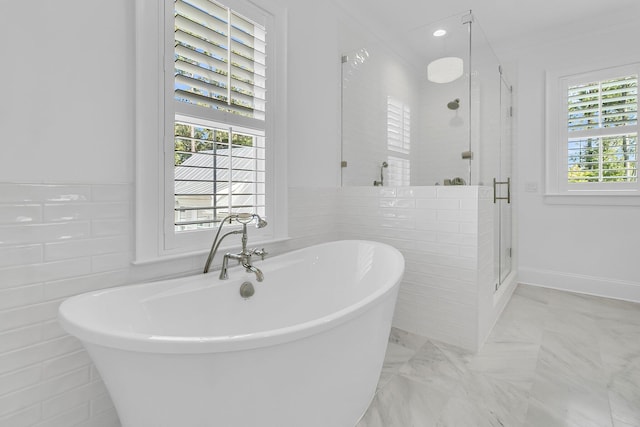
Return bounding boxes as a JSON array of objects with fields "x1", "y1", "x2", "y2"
[
  {"x1": 220, "y1": 247, "x2": 267, "y2": 282},
  {"x1": 203, "y1": 213, "x2": 268, "y2": 282}
]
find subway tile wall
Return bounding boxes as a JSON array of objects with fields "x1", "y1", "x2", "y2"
[
  {"x1": 0, "y1": 183, "x2": 133, "y2": 427},
  {"x1": 336, "y1": 185, "x2": 486, "y2": 350},
  {"x1": 476, "y1": 186, "x2": 502, "y2": 346},
  {"x1": 286, "y1": 187, "x2": 340, "y2": 249},
  {"x1": 0, "y1": 184, "x2": 337, "y2": 427},
  {"x1": 0, "y1": 183, "x2": 495, "y2": 425}
]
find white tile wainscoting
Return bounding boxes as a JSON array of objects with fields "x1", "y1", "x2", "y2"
[
  {"x1": 0, "y1": 184, "x2": 336, "y2": 427},
  {"x1": 336, "y1": 186, "x2": 515, "y2": 352},
  {"x1": 0, "y1": 183, "x2": 512, "y2": 426},
  {"x1": 0, "y1": 183, "x2": 133, "y2": 426}
]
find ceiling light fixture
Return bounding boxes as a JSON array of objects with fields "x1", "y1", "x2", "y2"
[
  {"x1": 433, "y1": 29, "x2": 447, "y2": 37},
  {"x1": 427, "y1": 57, "x2": 464, "y2": 83}
]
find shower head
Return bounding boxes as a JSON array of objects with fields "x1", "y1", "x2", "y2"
[
  {"x1": 447, "y1": 98, "x2": 460, "y2": 110},
  {"x1": 233, "y1": 213, "x2": 268, "y2": 228},
  {"x1": 256, "y1": 217, "x2": 268, "y2": 228},
  {"x1": 381, "y1": 161, "x2": 388, "y2": 168}
]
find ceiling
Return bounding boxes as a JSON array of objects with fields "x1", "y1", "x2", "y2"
[{"x1": 337, "y1": 0, "x2": 640, "y2": 51}]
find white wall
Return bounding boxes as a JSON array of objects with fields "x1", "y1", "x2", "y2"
[
  {"x1": 497, "y1": 19, "x2": 640, "y2": 302},
  {"x1": 0, "y1": 1, "x2": 135, "y2": 185},
  {"x1": 286, "y1": 0, "x2": 342, "y2": 187}
]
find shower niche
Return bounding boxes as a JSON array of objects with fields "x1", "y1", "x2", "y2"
[{"x1": 339, "y1": 10, "x2": 515, "y2": 351}]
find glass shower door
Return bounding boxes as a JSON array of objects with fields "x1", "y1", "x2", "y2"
[{"x1": 497, "y1": 75, "x2": 512, "y2": 288}]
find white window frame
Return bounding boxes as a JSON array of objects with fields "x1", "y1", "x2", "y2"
[
  {"x1": 545, "y1": 62, "x2": 639, "y2": 202},
  {"x1": 134, "y1": 0, "x2": 287, "y2": 263}
]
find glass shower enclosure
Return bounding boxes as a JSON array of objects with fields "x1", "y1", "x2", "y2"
[{"x1": 340, "y1": 10, "x2": 513, "y2": 289}]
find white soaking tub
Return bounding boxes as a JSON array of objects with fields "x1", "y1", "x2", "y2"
[{"x1": 58, "y1": 240, "x2": 405, "y2": 427}]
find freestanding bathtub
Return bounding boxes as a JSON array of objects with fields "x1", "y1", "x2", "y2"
[{"x1": 58, "y1": 240, "x2": 404, "y2": 427}]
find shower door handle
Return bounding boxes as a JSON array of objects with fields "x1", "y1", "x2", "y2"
[{"x1": 493, "y1": 177, "x2": 511, "y2": 204}]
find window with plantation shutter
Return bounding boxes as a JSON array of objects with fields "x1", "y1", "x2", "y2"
[
  {"x1": 546, "y1": 62, "x2": 640, "y2": 198},
  {"x1": 567, "y1": 74, "x2": 637, "y2": 184},
  {"x1": 134, "y1": 0, "x2": 284, "y2": 261},
  {"x1": 386, "y1": 96, "x2": 411, "y2": 186},
  {"x1": 171, "y1": 0, "x2": 268, "y2": 233}
]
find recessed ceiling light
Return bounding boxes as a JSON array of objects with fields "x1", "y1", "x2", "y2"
[{"x1": 433, "y1": 29, "x2": 447, "y2": 37}]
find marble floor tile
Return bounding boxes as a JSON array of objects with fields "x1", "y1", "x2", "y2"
[
  {"x1": 359, "y1": 374, "x2": 450, "y2": 427},
  {"x1": 466, "y1": 340, "x2": 540, "y2": 383},
  {"x1": 487, "y1": 291, "x2": 549, "y2": 345},
  {"x1": 430, "y1": 340, "x2": 475, "y2": 374},
  {"x1": 524, "y1": 331, "x2": 612, "y2": 427},
  {"x1": 398, "y1": 341, "x2": 467, "y2": 393},
  {"x1": 601, "y1": 339, "x2": 640, "y2": 427},
  {"x1": 442, "y1": 371, "x2": 530, "y2": 427},
  {"x1": 359, "y1": 284, "x2": 640, "y2": 427},
  {"x1": 376, "y1": 328, "x2": 430, "y2": 390},
  {"x1": 377, "y1": 341, "x2": 419, "y2": 390},
  {"x1": 436, "y1": 392, "x2": 501, "y2": 427},
  {"x1": 388, "y1": 328, "x2": 430, "y2": 351},
  {"x1": 512, "y1": 283, "x2": 553, "y2": 304}
]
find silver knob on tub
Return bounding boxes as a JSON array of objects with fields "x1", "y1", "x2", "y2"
[{"x1": 251, "y1": 248, "x2": 268, "y2": 260}]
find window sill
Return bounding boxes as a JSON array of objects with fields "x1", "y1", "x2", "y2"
[
  {"x1": 544, "y1": 193, "x2": 640, "y2": 206},
  {"x1": 131, "y1": 236, "x2": 291, "y2": 267}
]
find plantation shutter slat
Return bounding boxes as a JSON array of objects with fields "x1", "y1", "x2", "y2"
[
  {"x1": 175, "y1": 0, "x2": 227, "y2": 34},
  {"x1": 174, "y1": 31, "x2": 228, "y2": 65},
  {"x1": 175, "y1": 56, "x2": 226, "y2": 89},
  {"x1": 174, "y1": 16, "x2": 227, "y2": 48},
  {"x1": 175, "y1": 87, "x2": 227, "y2": 110}
]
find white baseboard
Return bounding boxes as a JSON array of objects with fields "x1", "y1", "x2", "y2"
[{"x1": 518, "y1": 267, "x2": 640, "y2": 303}]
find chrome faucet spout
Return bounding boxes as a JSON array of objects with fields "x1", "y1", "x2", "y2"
[{"x1": 243, "y1": 262, "x2": 264, "y2": 282}]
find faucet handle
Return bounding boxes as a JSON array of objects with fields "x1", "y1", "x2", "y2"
[{"x1": 252, "y1": 248, "x2": 268, "y2": 260}]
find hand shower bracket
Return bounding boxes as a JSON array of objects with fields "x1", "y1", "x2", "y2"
[{"x1": 373, "y1": 161, "x2": 388, "y2": 186}]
